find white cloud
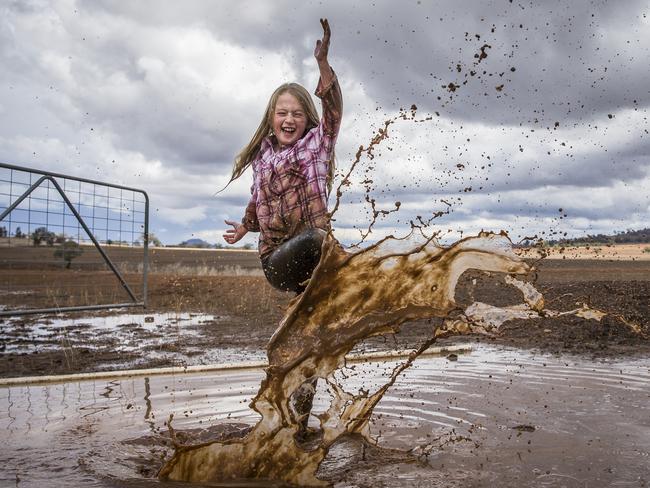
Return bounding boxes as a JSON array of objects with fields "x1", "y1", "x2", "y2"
[
  {"x1": 1, "y1": 0, "x2": 649, "y2": 247},
  {"x1": 161, "y1": 204, "x2": 207, "y2": 225}
]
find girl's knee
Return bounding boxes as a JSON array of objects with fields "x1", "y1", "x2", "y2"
[{"x1": 298, "y1": 228, "x2": 326, "y2": 248}]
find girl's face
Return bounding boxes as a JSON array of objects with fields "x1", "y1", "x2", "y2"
[{"x1": 272, "y1": 92, "x2": 307, "y2": 148}]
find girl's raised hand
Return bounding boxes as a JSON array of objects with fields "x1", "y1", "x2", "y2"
[{"x1": 314, "y1": 18, "x2": 330, "y2": 63}]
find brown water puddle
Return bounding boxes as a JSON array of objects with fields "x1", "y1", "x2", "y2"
[{"x1": 1, "y1": 346, "x2": 649, "y2": 487}]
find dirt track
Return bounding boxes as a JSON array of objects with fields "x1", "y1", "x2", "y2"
[{"x1": 1, "y1": 255, "x2": 649, "y2": 378}]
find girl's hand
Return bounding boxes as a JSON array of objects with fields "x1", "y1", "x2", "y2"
[
  {"x1": 223, "y1": 219, "x2": 249, "y2": 245},
  {"x1": 314, "y1": 18, "x2": 330, "y2": 64}
]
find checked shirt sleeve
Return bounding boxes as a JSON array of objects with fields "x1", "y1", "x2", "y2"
[
  {"x1": 241, "y1": 184, "x2": 260, "y2": 232},
  {"x1": 315, "y1": 69, "x2": 343, "y2": 141}
]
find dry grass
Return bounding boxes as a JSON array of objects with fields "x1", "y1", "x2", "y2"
[
  {"x1": 518, "y1": 243, "x2": 650, "y2": 261},
  {"x1": 0, "y1": 244, "x2": 263, "y2": 313},
  {"x1": 118, "y1": 262, "x2": 264, "y2": 277},
  {"x1": 146, "y1": 274, "x2": 289, "y2": 320}
]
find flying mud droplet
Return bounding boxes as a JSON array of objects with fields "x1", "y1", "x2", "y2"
[{"x1": 475, "y1": 43, "x2": 491, "y2": 62}]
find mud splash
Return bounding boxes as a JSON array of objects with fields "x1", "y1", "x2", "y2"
[{"x1": 158, "y1": 231, "x2": 541, "y2": 485}]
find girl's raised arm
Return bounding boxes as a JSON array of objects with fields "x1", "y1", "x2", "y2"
[{"x1": 314, "y1": 18, "x2": 342, "y2": 139}]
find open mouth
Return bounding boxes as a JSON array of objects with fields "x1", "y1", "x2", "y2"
[{"x1": 281, "y1": 127, "x2": 296, "y2": 135}]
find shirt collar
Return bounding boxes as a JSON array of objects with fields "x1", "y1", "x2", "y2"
[
  {"x1": 261, "y1": 136, "x2": 274, "y2": 153},
  {"x1": 262, "y1": 135, "x2": 297, "y2": 155}
]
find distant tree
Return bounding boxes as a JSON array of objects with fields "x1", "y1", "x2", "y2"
[
  {"x1": 55, "y1": 233, "x2": 66, "y2": 245},
  {"x1": 547, "y1": 227, "x2": 650, "y2": 246},
  {"x1": 15, "y1": 226, "x2": 23, "y2": 238},
  {"x1": 0, "y1": 226, "x2": 7, "y2": 238},
  {"x1": 243, "y1": 243, "x2": 254, "y2": 250},
  {"x1": 142, "y1": 232, "x2": 162, "y2": 247},
  {"x1": 54, "y1": 240, "x2": 83, "y2": 268},
  {"x1": 179, "y1": 238, "x2": 211, "y2": 248},
  {"x1": 32, "y1": 226, "x2": 56, "y2": 246}
]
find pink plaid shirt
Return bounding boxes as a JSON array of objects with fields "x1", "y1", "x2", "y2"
[{"x1": 241, "y1": 72, "x2": 342, "y2": 259}]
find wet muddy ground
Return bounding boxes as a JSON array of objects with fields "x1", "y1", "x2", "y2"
[
  {"x1": 1, "y1": 345, "x2": 649, "y2": 487},
  {"x1": 1, "y1": 255, "x2": 649, "y2": 487},
  {"x1": 1, "y1": 257, "x2": 649, "y2": 378}
]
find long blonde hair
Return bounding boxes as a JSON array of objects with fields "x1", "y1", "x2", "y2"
[{"x1": 227, "y1": 83, "x2": 336, "y2": 192}]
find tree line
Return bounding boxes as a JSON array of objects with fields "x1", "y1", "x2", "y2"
[{"x1": 545, "y1": 228, "x2": 650, "y2": 246}]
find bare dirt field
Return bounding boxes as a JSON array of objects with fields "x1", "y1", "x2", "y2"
[
  {"x1": 529, "y1": 242, "x2": 650, "y2": 261},
  {"x1": 1, "y1": 245, "x2": 649, "y2": 378}
]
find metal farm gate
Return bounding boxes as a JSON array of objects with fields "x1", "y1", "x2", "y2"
[{"x1": 0, "y1": 162, "x2": 149, "y2": 316}]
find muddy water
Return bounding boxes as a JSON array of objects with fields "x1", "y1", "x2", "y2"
[
  {"x1": 0, "y1": 312, "x2": 216, "y2": 355},
  {"x1": 0, "y1": 312, "x2": 264, "y2": 370},
  {"x1": 1, "y1": 345, "x2": 649, "y2": 487}
]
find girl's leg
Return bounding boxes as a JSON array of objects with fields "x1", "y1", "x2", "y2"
[
  {"x1": 262, "y1": 228, "x2": 326, "y2": 293},
  {"x1": 292, "y1": 377, "x2": 318, "y2": 437},
  {"x1": 262, "y1": 228, "x2": 326, "y2": 438}
]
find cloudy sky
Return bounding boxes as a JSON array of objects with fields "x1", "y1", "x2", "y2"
[{"x1": 1, "y1": 0, "x2": 649, "y2": 247}]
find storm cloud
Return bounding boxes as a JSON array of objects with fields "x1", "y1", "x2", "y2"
[{"x1": 1, "y1": 0, "x2": 648, "y2": 245}]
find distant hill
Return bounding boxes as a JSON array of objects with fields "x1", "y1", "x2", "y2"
[
  {"x1": 548, "y1": 228, "x2": 650, "y2": 245},
  {"x1": 178, "y1": 238, "x2": 213, "y2": 248}
]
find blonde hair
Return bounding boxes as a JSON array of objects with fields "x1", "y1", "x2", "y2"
[{"x1": 227, "y1": 83, "x2": 336, "y2": 192}]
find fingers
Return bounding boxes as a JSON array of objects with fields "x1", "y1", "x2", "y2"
[
  {"x1": 318, "y1": 18, "x2": 330, "y2": 44},
  {"x1": 315, "y1": 18, "x2": 330, "y2": 61},
  {"x1": 224, "y1": 220, "x2": 241, "y2": 236},
  {"x1": 223, "y1": 220, "x2": 238, "y2": 244},
  {"x1": 320, "y1": 18, "x2": 330, "y2": 41},
  {"x1": 222, "y1": 230, "x2": 237, "y2": 243},
  {"x1": 222, "y1": 219, "x2": 249, "y2": 245},
  {"x1": 223, "y1": 232, "x2": 243, "y2": 244}
]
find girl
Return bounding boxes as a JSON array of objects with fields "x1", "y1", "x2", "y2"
[{"x1": 222, "y1": 18, "x2": 342, "y2": 294}]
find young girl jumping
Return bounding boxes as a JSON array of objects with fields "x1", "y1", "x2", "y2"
[{"x1": 222, "y1": 18, "x2": 342, "y2": 294}]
